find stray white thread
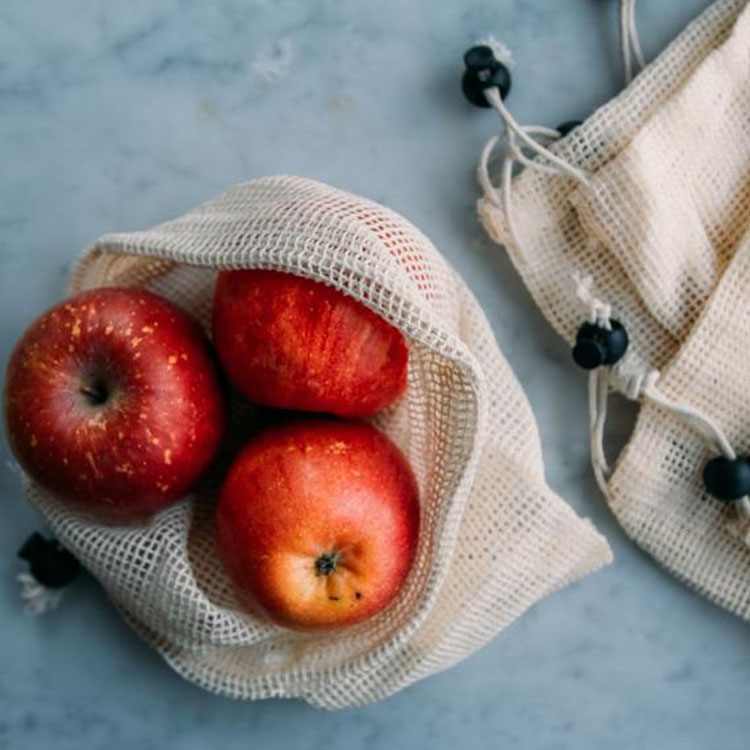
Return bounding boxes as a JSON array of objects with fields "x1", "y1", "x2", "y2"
[{"x1": 18, "y1": 571, "x2": 63, "y2": 615}]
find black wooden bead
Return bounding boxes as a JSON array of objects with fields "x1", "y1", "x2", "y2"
[
  {"x1": 703, "y1": 456, "x2": 750, "y2": 502},
  {"x1": 461, "y1": 45, "x2": 512, "y2": 107},
  {"x1": 572, "y1": 320, "x2": 628, "y2": 370},
  {"x1": 462, "y1": 66, "x2": 512, "y2": 107},
  {"x1": 557, "y1": 120, "x2": 582, "y2": 137},
  {"x1": 18, "y1": 533, "x2": 80, "y2": 589},
  {"x1": 572, "y1": 332, "x2": 606, "y2": 370},
  {"x1": 464, "y1": 45, "x2": 498, "y2": 72}
]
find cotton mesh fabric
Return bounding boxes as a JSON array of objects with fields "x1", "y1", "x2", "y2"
[
  {"x1": 479, "y1": 0, "x2": 750, "y2": 618},
  {"x1": 24, "y1": 176, "x2": 610, "y2": 708}
]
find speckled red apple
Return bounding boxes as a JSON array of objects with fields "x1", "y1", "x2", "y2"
[
  {"x1": 4, "y1": 287, "x2": 225, "y2": 518},
  {"x1": 217, "y1": 419, "x2": 420, "y2": 630},
  {"x1": 212, "y1": 270, "x2": 409, "y2": 418}
]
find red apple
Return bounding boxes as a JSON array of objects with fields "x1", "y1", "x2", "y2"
[
  {"x1": 217, "y1": 419, "x2": 420, "y2": 629},
  {"x1": 212, "y1": 270, "x2": 408, "y2": 417},
  {"x1": 5, "y1": 287, "x2": 225, "y2": 518}
]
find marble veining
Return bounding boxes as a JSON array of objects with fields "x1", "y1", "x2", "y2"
[{"x1": 1, "y1": 1, "x2": 748, "y2": 748}]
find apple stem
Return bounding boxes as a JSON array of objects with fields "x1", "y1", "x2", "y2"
[{"x1": 315, "y1": 551, "x2": 340, "y2": 577}]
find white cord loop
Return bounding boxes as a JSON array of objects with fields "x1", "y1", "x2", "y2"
[
  {"x1": 572, "y1": 276, "x2": 750, "y2": 529},
  {"x1": 483, "y1": 88, "x2": 590, "y2": 186},
  {"x1": 477, "y1": 81, "x2": 589, "y2": 257},
  {"x1": 473, "y1": 27, "x2": 749, "y2": 538},
  {"x1": 620, "y1": 0, "x2": 646, "y2": 85}
]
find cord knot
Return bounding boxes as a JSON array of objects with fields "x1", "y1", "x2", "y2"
[
  {"x1": 609, "y1": 363, "x2": 660, "y2": 400},
  {"x1": 573, "y1": 274, "x2": 612, "y2": 329}
]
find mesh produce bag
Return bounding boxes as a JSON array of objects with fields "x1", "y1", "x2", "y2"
[
  {"x1": 477, "y1": 0, "x2": 750, "y2": 619},
  {"x1": 22, "y1": 176, "x2": 611, "y2": 708}
]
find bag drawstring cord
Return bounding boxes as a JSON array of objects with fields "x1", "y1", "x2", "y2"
[
  {"x1": 573, "y1": 277, "x2": 750, "y2": 536},
  {"x1": 620, "y1": 0, "x2": 646, "y2": 85},
  {"x1": 477, "y1": 0, "x2": 644, "y2": 213},
  {"x1": 473, "y1": 3, "x2": 750, "y2": 540}
]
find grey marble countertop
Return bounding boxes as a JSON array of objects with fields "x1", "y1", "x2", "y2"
[{"x1": 2, "y1": 1, "x2": 748, "y2": 748}]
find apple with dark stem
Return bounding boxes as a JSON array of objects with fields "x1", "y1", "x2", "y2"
[
  {"x1": 4, "y1": 287, "x2": 225, "y2": 518},
  {"x1": 217, "y1": 419, "x2": 420, "y2": 629},
  {"x1": 212, "y1": 269, "x2": 409, "y2": 418}
]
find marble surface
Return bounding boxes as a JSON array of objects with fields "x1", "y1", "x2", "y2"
[{"x1": 2, "y1": 0, "x2": 749, "y2": 748}]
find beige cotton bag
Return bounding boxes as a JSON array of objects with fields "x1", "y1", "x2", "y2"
[
  {"x1": 478, "y1": 0, "x2": 750, "y2": 619},
  {"x1": 22, "y1": 176, "x2": 611, "y2": 708}
]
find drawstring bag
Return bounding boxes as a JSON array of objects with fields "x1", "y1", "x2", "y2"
[
  {"x1": 474, "y1": 0, "x2": 750, "y2": 618},
  {"x1": 21, "y1": 176, "x2": 611, "y2": 708}
]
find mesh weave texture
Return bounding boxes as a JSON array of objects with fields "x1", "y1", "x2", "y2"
[
  {"x1": 25, "y1": 176, "x2": 610, "y2": 707},
  {"x1": 479, "y1": 0, "x2": 750, "y2": 619}
]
